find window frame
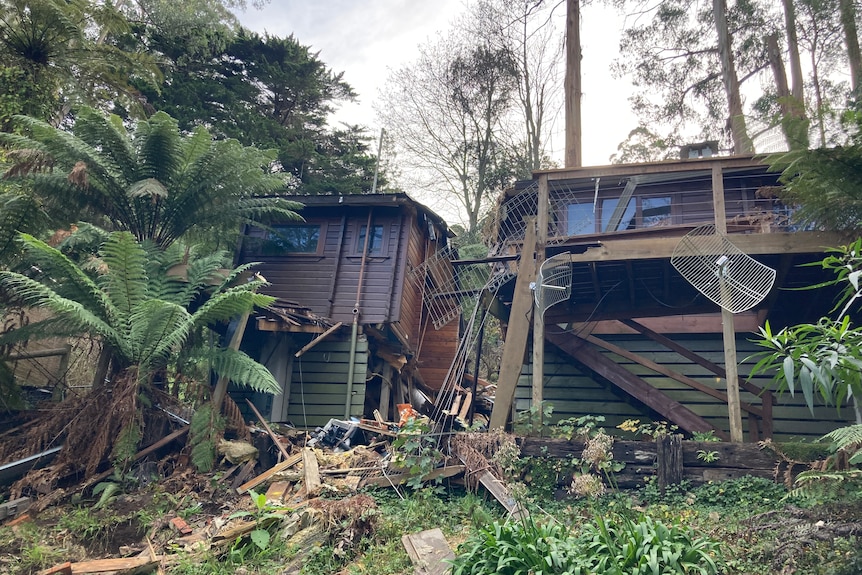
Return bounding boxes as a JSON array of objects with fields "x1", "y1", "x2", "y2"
[
  {"x1": 261, "y1": 221, "x2": 327, "y2": 256},
  {"x1": 353, "y1": 222, "x2": 389, "y2": 256}
]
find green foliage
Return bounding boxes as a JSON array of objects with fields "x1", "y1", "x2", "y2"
[
  {"x1": 691, "y1": 430, "x2": 720, "y2": 442},
  {"x1": 696, "y1": 450, "x2": 720, "y2": 463},
  {"x1": 580, "y1": 512, "x2": 721, "y2": 575},
  {"x1": 390, "y1": 419, "x2": 445, "y2": 489},
  {"x1": 769, "y1": 109, "x2": 862, "y2": 231},
  {"x1": 788, "y1": 424, "x2": 862, "y2": 504},
  {"x1": 0, "y1": 109, "x2": 301, "y2": 251},
  {"x1": 227, "y1": 489, "x2": 284, "y2": 553},
  {"x1": 450, "y1": 515, "x2": 584, "y2": 575},
  {"x1": 749, "y1": 241, "x2": 862, "y2": 417},
  {"x1": 617, "y1": 418, "x2": 679, "y2": 439},
  {"x1": 0, "y1": 231, "x2": 279, "y2": 394},
  {"x1": 451, "y1": 511, "x2": 722, "y2": 575},
  {"x1": 691, "y1": 476, "x2": 787, "y2": 512},
  {"x1": 554, "y1": 414, "x2": 607, "y2": 440},
  {"x1": 513, "y1": 401, "x2": 555, "y2": 436},
  {"x1": 188, "y1": 404, "x2": 224, "y2": 473}
]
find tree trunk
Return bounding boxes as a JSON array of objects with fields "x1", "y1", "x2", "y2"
[
  {"x1": 840, "y1": 0, "x2": 862, "y2": 93},
  {"x1": 713, "y1": 0, "x2": 754, "y2": 154},
  {"x1": 766, "y1": 33, "x2": 809, "y2": 149},
  {"x1": 565, "y1": 0, "x2": 582, "y2": 167}
]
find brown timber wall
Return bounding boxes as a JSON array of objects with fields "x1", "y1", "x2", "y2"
[{"x1": 518, "y1": 335, "x2": 853, "y2": 442}]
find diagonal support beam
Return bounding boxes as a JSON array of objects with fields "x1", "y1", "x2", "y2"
[
  {"x1": 546, "y1": 325, "x2": 727, "y2": 439},
  {"x1": 490, "y1": 218, "x2": 538, "y2": 429}
]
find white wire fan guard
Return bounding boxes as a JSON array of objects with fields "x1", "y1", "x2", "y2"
[
  {"x1": 534, "y1": 252, "x2": 572, "y2": 316},
  {"x1": 670, "y1": 225, "x2": 776, "y2": 314}
]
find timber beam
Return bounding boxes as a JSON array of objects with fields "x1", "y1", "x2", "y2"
[{"x1": 566, "y1": 231, "x2": 853, "y2": 264}]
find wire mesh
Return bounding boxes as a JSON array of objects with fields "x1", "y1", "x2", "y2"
[
  {"x1": 670, "y1": 225, "x2": 776, "y2": 313},
  {"x1": 491, "y1": 171, "x2": 794, "y2": 249},
  {"x1": 407, "y1": 244, "x2": 510, "y2": 330},
  {"x1": 534, "y1": 252, "x2": 572, "y2": 316}
]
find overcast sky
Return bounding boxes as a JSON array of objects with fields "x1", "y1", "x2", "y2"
[{"x1": 236, "y1": 0, "x2": 637, "y2": 168}]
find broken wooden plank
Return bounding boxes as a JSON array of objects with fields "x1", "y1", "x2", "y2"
[
  {"x1": 236, "y1": 452, "x2": 302, "y2": 494},
  {"x1": 359, "y1": 465, "x2": 465, "y2": 488},
  {"x1": 0, "y1": 497, "x2": 30, "y2": 521},
  {"x1": 456, "y1": 452, "x2": 526, "y2": 520},
  {"x1": 245, "y1": 398, "x2": 291, "y2": 461},
  {"x1": 230, "y1": 459, "x2": 258, "y2": 492},
  {"x1": 39, "y1": 562, "x2": 71, "y2": 575},
  {"x1": 40, "y1": 556, "x2": 160, "y2": 575},
  {"x1": 402, "y1": 528, "x2": 455, "y2": 575},
  {"x1": 265, "y1": 480, "x2": 290, "y2": 503},
  {"x1": 302, "y1": 448, "x2": 321, "y2": 498}
]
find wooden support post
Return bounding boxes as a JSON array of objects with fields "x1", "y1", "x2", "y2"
[
  {"x1": 490, "y1": 218, "x2": 538, "y2": 429},
  {"x1": 211, "y1": 311, "x2": 250, "y2": 416},
  {"x1": 532, "y1": 176, "x2": 549, "y2": 428},
  {"x1": 656, "y1": 434, "x2": 683, "y2": 493},
  {"x1": 712, "y1": 165, "x2": 744, "y2": 443},
  {"x1": 379, "y1": 364, "x2": 393, "y2": 421}
]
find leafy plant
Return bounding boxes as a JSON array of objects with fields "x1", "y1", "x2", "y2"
[
  {"x1": 513, "y1": 401, "x2": 555, "y2": 436},
  {"x1": 749, "y1": 241, "x2": 862, "y2": 422},
  {"x1": 554, "y1": 414, "x2": 607, "y2": 440},
  {"x1": 449, "y1": 515, "x2": 584, "y2": 575},
  {"x1": 390, "y1": 418, "x2": 445, "y2": 488},
  {"x1": 696, "y1": 450, "x2": 720, "y2": 463},
  {"x1": 789, "y1": 424, "x2": 862, "y2": 503},
  {"x1": 691, "y1": 430, "x2": 721, "y2": 442},
  {"x1": 228, "y1": 489, "x2": 285, "y2": 552},
  {"x1": 579, "y1": 512, "x2": 722, "y2": 575},
  {"x1": 618, "y1": 418, "x2": 679, "y2": 439}
]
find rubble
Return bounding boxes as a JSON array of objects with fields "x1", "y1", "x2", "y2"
[{"x1": 5, "y1": 407, "x2": 521, "y2": 575}]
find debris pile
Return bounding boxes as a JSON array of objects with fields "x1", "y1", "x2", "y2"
[{"x1": 2, "y1": 406, "x2": 521, "y2": 575}]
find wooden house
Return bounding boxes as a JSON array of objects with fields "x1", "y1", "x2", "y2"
[
  {"x1": 233, "y1": 193, "x2": 459, "y2": 429},
  {"x1": 479, "y1": 155, "x2": 856, "y2": 442}
]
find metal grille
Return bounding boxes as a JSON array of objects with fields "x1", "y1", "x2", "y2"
[
  {"x1": 534, "y1": 252, "x2": 572, "y2": 316},
  {"x1": 671, "y1": 225, "x2": 776, "y2": 313},
  {"x1": 408, "y1": 244, "x2": 505, "y2": 330}
]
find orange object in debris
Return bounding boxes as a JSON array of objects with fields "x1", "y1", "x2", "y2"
[{"x1": 397, "y1": 403, "x2": 418, "y2": 427}]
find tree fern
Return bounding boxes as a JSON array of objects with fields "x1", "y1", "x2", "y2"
[{"x1": 2, "y1": 108, "x2": 301, "y2": 251}]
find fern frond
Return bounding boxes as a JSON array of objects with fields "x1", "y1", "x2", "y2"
[
  {"x1": 822, "y1": 424, "x2": 862, "y2": 453},
  {"x1": 98, "y1": 232, "x2": 149, "y2": 328},
  {"x1": 0, "y1": 271, "x2": 122, "y2": 349},
  {"x1": 17, "y1": 233, "x2": 113, "y2": 318},
  {"x1": 128, "y1": 299, "x2": 191, "y2": 371},
  {"x1": 190, "y1": 283, "x2": 270, "y2": 327},
  {"x1": 199, "y1": 347, "x2": 281, "y2": 394}
]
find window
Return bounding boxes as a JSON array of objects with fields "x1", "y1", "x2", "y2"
[
  {"x1": 244, "y1": 222, "x2": 326, "y2": 256},
  {"x1": 356, "y1": 224, "x2": 386, "y2": 255},
  {"x1": 567, "y1": 203, "x2": 595, "y2": 236},
  {"x1": 642, "y1": 196, "x2": 672, "y2": 228},
  {"x1": 601, "y1": 197, "x2": 636, "y2": 232}
]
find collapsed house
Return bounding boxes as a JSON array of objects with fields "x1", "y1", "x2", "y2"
[
  {"x1": 233, "y1": 193, "x2": 462, "y2": 429},
  {"x1": 479, "y1": 152, "x2": 856, "y2": 442}
]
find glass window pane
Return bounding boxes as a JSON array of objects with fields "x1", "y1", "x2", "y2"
[
  {"x1": 567, "y1": 203, "x2": 595, "y2": 236},
  {"x1": 601, "y1": 197, "x2": 636, "y2": 232},
  {"x1": 642, "y1": 197, "x2": 672, "y2": 227},
  {"x1": 359, "y1": 225, "x2": 385, "y2": 254},
  {"x1": 266, "y1": 224, "x2": 320, "y2": 253}
]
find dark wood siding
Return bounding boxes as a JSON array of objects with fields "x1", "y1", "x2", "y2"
[
  {"x1": 518, "y1": 335, "x2": 853, "y2": 442},
  {"x1": 241, "y1": 206, "x2": 405, "y2": 324}
]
